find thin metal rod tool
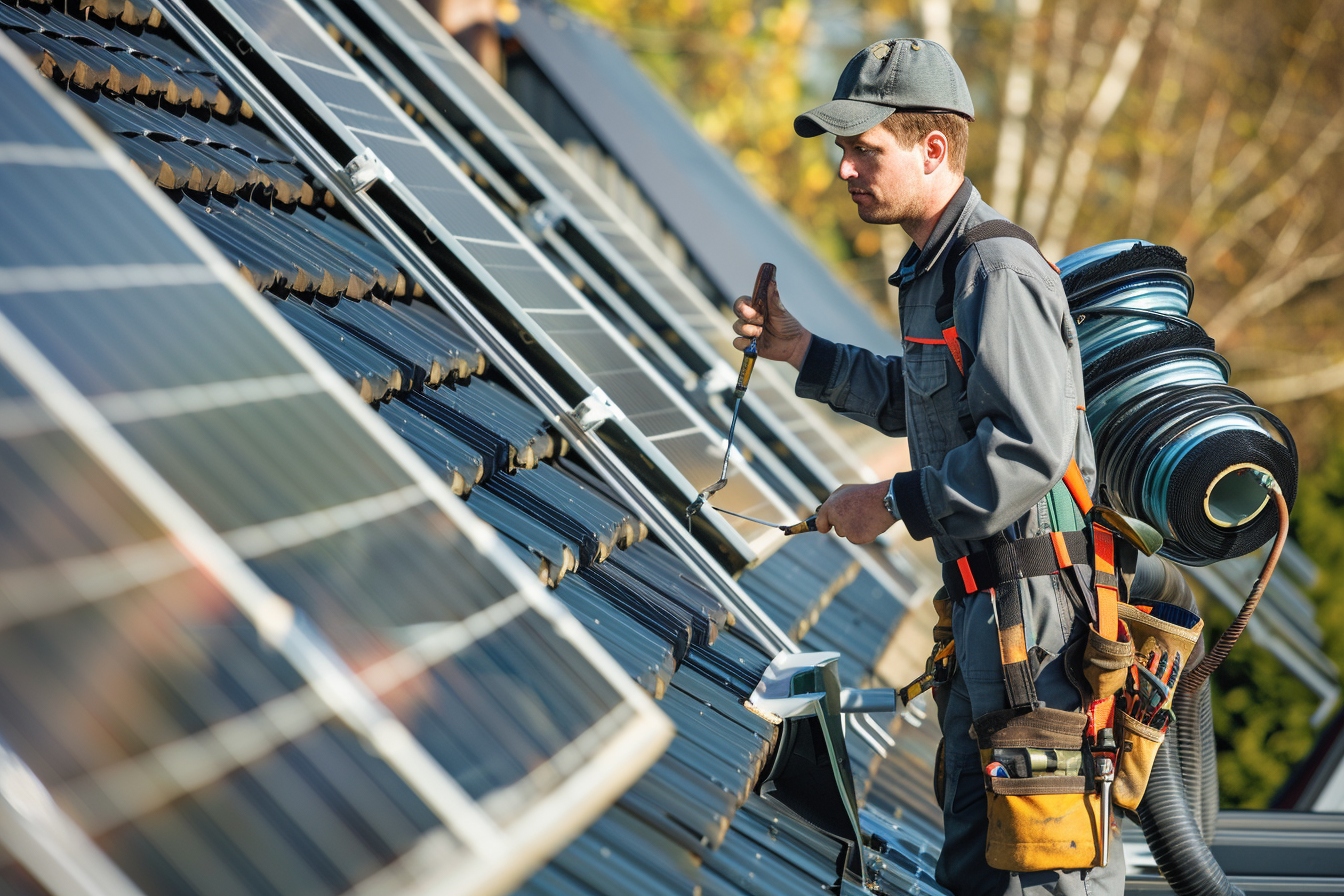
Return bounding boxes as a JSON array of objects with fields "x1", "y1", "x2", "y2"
[
  {"x1": 686, "y1": 262, "x2": 774, "y2": 523},
  {"x1": 709, "y1": 505, "x2": 818, "y2": 536}
]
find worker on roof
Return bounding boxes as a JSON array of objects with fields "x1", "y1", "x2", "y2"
[{"x1": 731, "y1": 39, "x2": 1120, "y2": 896}]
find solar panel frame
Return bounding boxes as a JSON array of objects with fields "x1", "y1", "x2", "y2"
[
  {"x1": 151, "y1": 0, "x2": 801, "y2": 651},
  {"x1": 0, "y1": 38, "x2": 674, "y2": 896},
  {"x1": 158, "y1": 0, "x2": 796, "y2": 559}
]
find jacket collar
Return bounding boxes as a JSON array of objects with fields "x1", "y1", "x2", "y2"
[{"x1": 890, "y1": 176, "x2": 977, "y2": 286}]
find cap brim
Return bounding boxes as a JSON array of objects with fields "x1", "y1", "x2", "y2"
[{"x1": 793, "y1": 99, "x2": 894, "y2": 138}]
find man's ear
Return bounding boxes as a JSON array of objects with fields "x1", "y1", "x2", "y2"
[{"x1": 923, "y1": 130, "x2": 948, "y2": 174}]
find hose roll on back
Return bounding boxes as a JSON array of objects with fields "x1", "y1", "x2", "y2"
[{"x1": 1060, "y1": 241, "x2": 1297, "y2": 565}]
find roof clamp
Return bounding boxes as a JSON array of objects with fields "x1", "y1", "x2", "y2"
[
  {"x1": 521, "y1": 200, "x2": 563, "y2": 242},
  {"x1": 570, "y1": 388, "x2": 620, "y2": 432},
  {"x1": 341, "y1": 148, "x2": 395, "y2": 194}
]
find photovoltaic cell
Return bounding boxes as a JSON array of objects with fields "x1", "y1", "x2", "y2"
[
  {"x1": 0, "y1": 34, "x2": 670, "y2": 896},
  {"x1": 166, "y1": 0, "x2": 792, "y2": 550}
]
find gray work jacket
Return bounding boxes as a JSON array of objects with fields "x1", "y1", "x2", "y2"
[{"x1": 796, "y1": 179, "x2": 1096, "y2": 564}]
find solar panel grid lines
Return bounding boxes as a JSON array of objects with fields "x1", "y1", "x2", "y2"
[
  {"x1": 305, "y1": 0, "x2": 704, "y2": 389},
  {"x1": 0, "y1": 37, "x2": 678, "y2": 896},
  {"x1": 0, "y1": 276, "x2": 516, "y2": 856},
  {"x1": 307, "y1": 0, "x2": 533, "y2": 220},
  {"x1": 0, "y1": 367, "x2": 460, "y2": 896},
  {"x1": 160, "y1": 0, "x2": 799, "y2": 559}
]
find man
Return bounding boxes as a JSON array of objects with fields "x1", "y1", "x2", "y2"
[{"x1": 731, "y1": 39, "x2": 1122, "y2": 896}]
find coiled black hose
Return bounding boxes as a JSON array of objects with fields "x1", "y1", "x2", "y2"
[{"x1": 1059, "y1": 241, "x2": 1298, "y2": 566}]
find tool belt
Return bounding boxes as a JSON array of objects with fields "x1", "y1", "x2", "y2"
[{"x1": 900, "y1": 460, "x2": 1203, "y2": 872}]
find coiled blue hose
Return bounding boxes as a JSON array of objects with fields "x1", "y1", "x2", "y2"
[{"x1": 1060, "y1": 241, "x2": 1297, "y2": 565}]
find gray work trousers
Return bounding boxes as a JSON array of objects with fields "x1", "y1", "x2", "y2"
[{"x1": 933, "y1": 574, "x2": 1126, "y2": 896}]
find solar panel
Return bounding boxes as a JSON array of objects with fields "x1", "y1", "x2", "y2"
[
  {"x1": 324, "y1": 0, "x2": 874, "y2": 492},
  {"x1": 0, "y1": 36, "x2": 670, "y2": 896},
  {"x1": 160, "y1": 0, "x2": 795, "y2": 556}
]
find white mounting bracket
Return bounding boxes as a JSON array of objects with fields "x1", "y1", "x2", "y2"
[
  {"x1": 341, "y1": 148, "x2": 395, "y2": 194},
  {"x1": 570, "y1": 388, "x2": 620, "y2": 432},
  {"x1": 528, "y1": 199, "x2": 563, "y2": 233}
]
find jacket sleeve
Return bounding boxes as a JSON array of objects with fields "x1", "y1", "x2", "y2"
[
  {"x1": 888, "y1": 250, "x2": 1078, "y2": 541},
  {"x1": 793, "y1": 336, "x2": 907, "y2": 436}
]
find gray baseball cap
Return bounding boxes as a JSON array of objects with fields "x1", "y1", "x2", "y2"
[{"x1": 794, "y1": 38, "x2": 974, "y2": 138}]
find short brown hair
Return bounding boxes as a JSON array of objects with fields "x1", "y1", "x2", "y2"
[{"x1": 880, "y1": 111, "x2": 969, "y2": 174}]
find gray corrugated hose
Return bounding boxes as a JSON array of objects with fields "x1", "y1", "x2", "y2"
[{"x1": 1130, "y1": 554, "x2": 1241, "y2": 894}]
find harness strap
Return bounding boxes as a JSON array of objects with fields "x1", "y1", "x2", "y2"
[
  {"x1": 994, "y1": 581, "x2": 1038, "y2": 709},
  {"x1": 1089, "y1": 523, "x2": 1120, "y2": 736},
  {"x1": 934, "y1": 220, "x2": 1056, "y2": 378},
  {"x1": 941, "y1": 531, "x2": 1090, "y2": 600}
]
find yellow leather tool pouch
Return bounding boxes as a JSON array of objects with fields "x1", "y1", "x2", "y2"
[
  {"x1": 984, "y1": 776, "x2": 1102, "y2": 872},
  {"x1": 1113, "y1": 709, "x2": 1165, "y2": 810},
  {"x1": 1118, "y1": 601, "x2": 1203, "y2": 679},
  {"x1": 975, "y1": 707, "x2": 1102, "y2": 872}
]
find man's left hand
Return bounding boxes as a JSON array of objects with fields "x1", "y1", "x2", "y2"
[{"x1": 815, "y1": 482, "x2": 896, "y2": 545}]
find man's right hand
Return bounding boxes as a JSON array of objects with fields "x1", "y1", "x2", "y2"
[{"x1": 732, "y1": 277, "x2": 812, "y2": 370}]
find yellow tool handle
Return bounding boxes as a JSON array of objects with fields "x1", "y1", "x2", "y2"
[
  {"x1": 781, "y1": 515, "x2": 817, "y2": 536},
  {"x1": 734, "y1": 346, "x2": 757, "y2": 399}
]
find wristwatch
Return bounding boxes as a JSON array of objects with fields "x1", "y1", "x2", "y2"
[{"x1": 883, "y1": 477, "x2": 902, "y2": 521}]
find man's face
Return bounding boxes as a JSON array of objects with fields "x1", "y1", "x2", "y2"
[{"x1": 835, "y1": 124, "x2": 927, "y2": 225}]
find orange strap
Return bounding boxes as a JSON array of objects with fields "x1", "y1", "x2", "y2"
[
  {"x1": 1088, "y1": 522, "x2": 1120, "y2": 737},
  {"x1": 1093, "y1": 524, "x2": 1118, "y2": 640},
  {"x1": 956, "y1": 556, "x2": 977, "y2": 595},
  {"x1": 905, "y1": 336, "x2": 945, "y2": 345},
  {"x1": 941, "y1": 326, "x2": 966, "y2": 376},
  {"x1": 1062, "y1": 458, "x2": 1093, "y2": 516},
  {"x1": 1049, "y1": 531, "x2": 1073, "y2": 569}
]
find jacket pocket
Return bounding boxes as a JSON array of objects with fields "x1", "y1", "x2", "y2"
[
  {"x1": 903, "y1": 348, "x2": 953, "y2": 461},
  {"x1": 905, "y1": 350, "x2": 949, "y2": 396}
]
